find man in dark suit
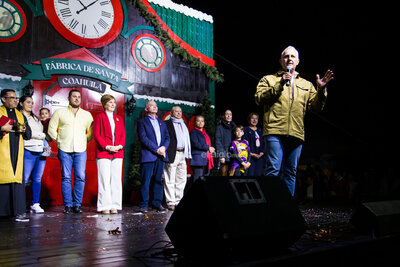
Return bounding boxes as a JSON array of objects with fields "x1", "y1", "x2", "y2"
[{"x1": 137, "y1": 100, "x2": 170, "y2": 212}]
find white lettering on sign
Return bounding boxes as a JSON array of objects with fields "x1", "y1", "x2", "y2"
[
  {"x1": 43, "y1": 60, "x2": 120, "y2": 84},
  {"x1": 44, "y1": 62, "x2": 83, "y2": 72},
  {"x1": 58, "y1": 75, "x2": 106, "y2": 93}
]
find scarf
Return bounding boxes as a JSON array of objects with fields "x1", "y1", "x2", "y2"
[
  {"x1": 171, "y1": 117, "x2": 191, "y2": 159},
  {"x1": 195, "y1": 127, "x2": 214, "y2": 170}
]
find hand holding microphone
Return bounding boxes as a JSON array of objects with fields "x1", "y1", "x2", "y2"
[{"x1": 284, "y1": 65, "x2": 293, "y2": 86}]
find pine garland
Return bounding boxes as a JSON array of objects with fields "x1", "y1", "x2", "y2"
[{"x1": 133, "y1": 0, "x2": 224, "y2": 83}]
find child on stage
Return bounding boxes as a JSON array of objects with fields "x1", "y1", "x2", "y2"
[
  {"x1": 39, "y1": 107, "x2": 52, "y2": 156},
  {"x1": 229, "y1": 125, "x2": 251, "y2": 176}
]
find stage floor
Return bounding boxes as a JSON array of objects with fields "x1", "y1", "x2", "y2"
[{"x1": 0, "y1": 204, "x2": 398, "y2": 266}]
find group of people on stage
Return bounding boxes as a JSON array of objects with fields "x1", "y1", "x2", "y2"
[
  {"x1": 136, "y1": 45, "x2": 333, "y2": 212},
  {"x1": 215, "y1": 110, "x2": 265, "y2": 177},
  {"x1": 0, "y1": 89, "x2": 125, "y2": 221},
  {"x1": 136, "y1": 102, "x2": 265, "y2": 213},
  {"x1": 0, "y1": 45, "x2": 334, "y2": 221}
]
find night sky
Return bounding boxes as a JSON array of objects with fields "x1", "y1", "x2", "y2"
[{"x1": 172, "y1": 0, "x2": 397, "y2": 169}]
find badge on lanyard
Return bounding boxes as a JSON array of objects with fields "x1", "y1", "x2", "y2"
[{"x1": 255, "y1": 131, "x2": 260, "y2": 147}]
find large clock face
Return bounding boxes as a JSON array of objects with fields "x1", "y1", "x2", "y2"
[
  {"x1": 54, "y1": 0, "x2": 114, "y2": 38},
  {"x1": 0, "y1": 0, "x2": 27, "y2": 42},
  {"x1": 44, "y1": 0, "x2": 123, "y2": 48}
]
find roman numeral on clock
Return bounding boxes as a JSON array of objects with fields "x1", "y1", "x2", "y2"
[
  {"x1": 81, "y1": 24, "x2": 87, "y2": 35},
  {"x1": 58, "y1": 0, "x2": 69, "y2": 5},
  {"x1": 68, "y1": 18, "x2": 79, "y2": 30},
  {"x1": 101, "y1": 11, "x2": 112, "y2": 18},
  {"x1": 97, "y1": 18, "x2": 109, "y2": 29},
  {"x1": 93, "y1": 25, "x2": 99, "y2": 34},
  {"x1": 59, "y1": 7, "x2": 72, "y2": 18}
]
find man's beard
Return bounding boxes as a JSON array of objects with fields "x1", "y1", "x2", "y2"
[{"x1": 70, "y1": 103, "x2": 80, "y2": 108}]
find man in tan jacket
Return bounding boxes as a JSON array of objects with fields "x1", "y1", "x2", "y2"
[{"x1": 255, "y1": 46, "x2": 333, "y2": 196}]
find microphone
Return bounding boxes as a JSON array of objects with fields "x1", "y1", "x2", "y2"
[{"x1": 286, "y1": 65, "x2": 292, "y2": 86}]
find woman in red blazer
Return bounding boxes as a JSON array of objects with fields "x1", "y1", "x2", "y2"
[{"x1": 93, "y1": 94, "x2": 125, "y2": 214}]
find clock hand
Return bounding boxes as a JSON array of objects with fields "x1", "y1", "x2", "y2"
[
  {"x1": 77, "y1": 0, "x2": 98, "y2": 14},
  {"x1": 76, "y1": 0, "x2": 88, "y2": 14},
  {"x1": 85, "y1": 0, "x2": 99, "y2": 9},
  {"x1": 77, "y1": 0, "x2": 86, "y2": 8}
]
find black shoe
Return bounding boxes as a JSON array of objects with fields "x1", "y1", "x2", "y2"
[
  {"x1": 73, "y1": 206, "x2": 83, "y2": 214},
  {"x1": 64, "y1": 206, "x2": 72, "y2": 214},
  {"x1": 153, "y1": 205, "x2": 167, "y2": 212}
]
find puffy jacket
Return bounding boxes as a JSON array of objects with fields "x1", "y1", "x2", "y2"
[{"x1": 255, "y1": 70, "x2": 327, "y2": 141}]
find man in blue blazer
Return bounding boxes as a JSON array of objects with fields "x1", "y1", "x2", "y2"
[{"x1": 137, "y1": 100, "x2": 170, "y2": 212}]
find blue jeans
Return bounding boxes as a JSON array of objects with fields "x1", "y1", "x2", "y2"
[
  {"x1": 23, "y1": 149, "x2": 47, "y2": 204},
  {"x1": 58, "y1": 150, "x2": 87, "y2": 207},
  {"x1": 140, "y1": 158, "x2": 165, "y2": 208},
  {"x1": 264, "y1": 135, "x2": 303, "y2": 196}
]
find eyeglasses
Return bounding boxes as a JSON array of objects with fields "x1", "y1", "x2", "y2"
[{"x1": 4, "y1": 96, "x2": 19, "y2": 100}]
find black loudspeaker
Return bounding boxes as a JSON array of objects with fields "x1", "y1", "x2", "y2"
[
  {"x1": 350, "y1": 200, "x2": 400, "y2": 237},
  {"x1": 165, "y1": 176, "x2": 307, "y2": 259}
]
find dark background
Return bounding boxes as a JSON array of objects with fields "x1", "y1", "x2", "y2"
[{"x1": 174, "y1": 0, "x2": 397, "y2": 169}]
